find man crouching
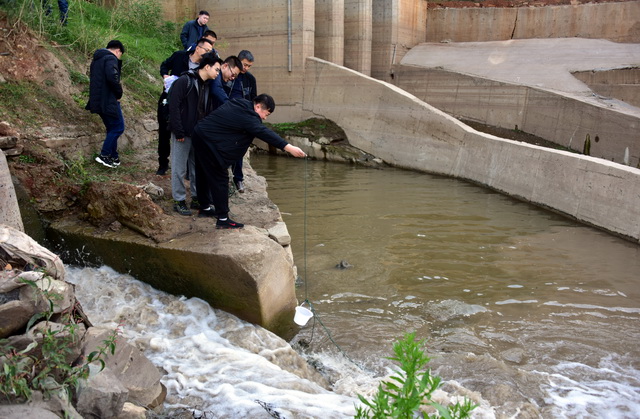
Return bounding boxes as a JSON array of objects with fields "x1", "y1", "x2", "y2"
[{"x1": 192, "y1": 94, "x2": 306, "y2": 229}]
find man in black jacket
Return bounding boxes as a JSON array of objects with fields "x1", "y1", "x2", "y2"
[
  {"x1": 192, "y1": 94, "x2": 306, "y2": 229},
  {"x1": 223, "y1": 50, "x2": 258, "y2": 193},
  {"x1": 168, "y1": 53, "x2": 223, "y2": 216},
  {"x1": 180, "y1": 10, "x2": 210, "y2": 50},
  {"x1": 156, "y1": 38, "x2": 214, "y2": 175},
  {"x1": 86, "y1": 40, "x2": 125, "y2": 168}
]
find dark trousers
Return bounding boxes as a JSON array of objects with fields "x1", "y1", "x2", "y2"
[
  {"x1": 232, "y1": 158, "x2": 243, "y2": 183},
  {"x1": 98, "y1": 104, "x2": 124, "y2": 159},
  {"x1": 156, "y1": 93, "x2": 171, "y2": 170},
  {"x1": 193, "y1": 132, "x2": 230, "y2": 219},
  {"x1": 43, "y1": 0, "x2": 68, "y2": 24}
]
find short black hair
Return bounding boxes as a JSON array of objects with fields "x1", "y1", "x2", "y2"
[
  {"x1": 203, "y1": 30, "x2": 217, "y2": 39},
  {"x1": 254, "y1": 94, "x2": 276, "y2": 113},
  {"x1": 196, "y1": 38, "x2": 214, "y2": 47},
  {"x1": 198, "y1": 10, "x2": 209, "y2": 16},
  {"x1": 238, "y1": 50, "x2": 254, "y2": 62},
  {"x1": 106, "y1": 40, "x2": 125, "y2": 54},
  {"x1": 224, "y1": 55, "x2": 242, "y2": 70},
  {"x1": 198, "y1": 53, "x2": 223, "y2": 70}
]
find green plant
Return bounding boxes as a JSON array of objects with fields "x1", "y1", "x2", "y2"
[
  {"x1": 0, "y1": 275, "x2": 118, "y2": 402},
  {"x1": 355, "y1": 332, "x2": 477, "y2": 419},
  {"x1": 18, "y1": 155, "x2": 36, "y2": 164}
]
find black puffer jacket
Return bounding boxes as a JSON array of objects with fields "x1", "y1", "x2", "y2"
[
  {"x1": 194, "y1": 98, "x2": 288, "y2": 167},
  {"x1": 85, "y1": 49, "x2": 122, "y2": 117}
]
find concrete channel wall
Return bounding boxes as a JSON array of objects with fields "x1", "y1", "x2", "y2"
[
  {"x1": 392, "y1": 66, "x2": 640, "y2": 166},
  {"x1": 426, "y1": 1, "x2": 640, "y2": 43},
  {"x1": 302, "y1": 57, "x2": 640, "y2": 243}
]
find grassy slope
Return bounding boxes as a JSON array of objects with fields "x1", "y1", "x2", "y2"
[{"x1": 0, "y1": 0, "x2": 181, "y2": 128}]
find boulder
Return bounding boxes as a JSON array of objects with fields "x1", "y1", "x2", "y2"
[
  {"x1": 81, "y1": 328, "x2": 165, "y2": 408},
  {"x1": 75, "y1": 366, "x2": 129, "y2": 419}
]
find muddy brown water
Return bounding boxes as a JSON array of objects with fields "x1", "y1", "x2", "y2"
[{"x1": 251, "y1": 154, "x2": 640, "y2": 417}]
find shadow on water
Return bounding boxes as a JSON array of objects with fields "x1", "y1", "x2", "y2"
[{"x1": 251, "y1": 153, "x2": 640, "y2": 417}]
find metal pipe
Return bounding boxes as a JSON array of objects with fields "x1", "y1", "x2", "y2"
[{"x1": 288, "y1": 0, "x2": 292, "y2": 72}]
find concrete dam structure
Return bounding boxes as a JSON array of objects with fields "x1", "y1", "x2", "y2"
[{"x1": 166, "y1": 0, "x2": 640, "y2": 242}]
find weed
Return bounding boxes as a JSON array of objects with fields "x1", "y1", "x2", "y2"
[
  {"x1": 0, "y1": 274, "x2": 118, "y2": 402},
  {"x1": 355, "y1": 332, "x2": 477, "y2": 419},
  {"x1": 18, "y1": 155, "x2": 37, "y2": 164}
]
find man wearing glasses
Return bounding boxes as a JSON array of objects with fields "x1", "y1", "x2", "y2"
[
  {"x1": 209, "y1": 56, "x2": 243, "y2": 110},
  {"x1": 156, "y1": 38, "x2": 215, "y2": 176}
]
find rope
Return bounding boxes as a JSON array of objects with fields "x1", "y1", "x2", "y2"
[{"x1": 300, "y1": 157, "x2": 364, "y2": 371}]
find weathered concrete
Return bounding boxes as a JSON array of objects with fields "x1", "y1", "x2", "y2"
[
  {"x1": 372, "y1": 0, "x2": 427, "y2": 82},
  {"x1": 316, "y1": 0, "x2": 345, "y2": 66},
  {"x1": 46, "y1": 219, "x2": 299, "y2": 337},
  {"x1": 0, "y1": 151, "x2": 24, "y2": 232},
  {"x1": 201, "y1": 0, "x2": 316, "y2": 121},
  {"x1": 573, "y1": 67, "x2": 640, "y2": 108},
  {"x1": 302, "y1": 57, "x2": 640, "y2": 242},
  {"x1": 426, "y1": 1, "x2": 640, "y2": 43},
  {"x1": 344, "y1": 0, "x2": 373, "y2": 75},
  {"x1": 395, "y1": 38, "x2": 640, "y2": 165}
]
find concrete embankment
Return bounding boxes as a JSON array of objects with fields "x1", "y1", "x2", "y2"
[
  {"x1": 426, "y1": 1, "x2": 640, "y2": 43},
  {"x1": 301, "y1": 57, "x2": 640, "y2": 243}
]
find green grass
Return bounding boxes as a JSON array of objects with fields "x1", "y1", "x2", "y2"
[{"x1": 0, "y1": 0, "x2": 182, "y2": 119}]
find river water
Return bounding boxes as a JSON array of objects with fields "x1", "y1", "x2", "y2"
[
  {"x1": 66, "y1": 155, "x2": 640, "y2": 418},
  {"x1": 250, "y1": 154, "x2": 640, "y2": 418}
]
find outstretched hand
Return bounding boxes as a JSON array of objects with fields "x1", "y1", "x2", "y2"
[{"x1": 284, "y1": 144, "x2": 306, "y2": 158}]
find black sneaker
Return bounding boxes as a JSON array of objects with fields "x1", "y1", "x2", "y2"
[
  {"x1": 95, "y1": 155, "x2": 116, "y2": 168},
  {"x1": 173, "y1": 200, "x2": 192, "y2": 216},
  {"x1": 216, "y1": 218, "x2": 244, "y2": 229},
  {"x1": 190, "y1": 197, "x2": 200, "y2": 209},
  {"x1": 198, "y1": 206, "x2": 216, "y2": 218},
  {"x1": 111, "y1": 157, "x2": 121, "y2": 167},
  {"x1": 156, "y1": 166, "x2": 168, "y2": 176}
]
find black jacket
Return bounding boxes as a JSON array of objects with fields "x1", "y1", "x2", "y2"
[
  {"x1": 180, "y1": 19, "x2": 209, "y2": 49},
  {"x1": 168, "y1": 71, "x2": 212, "y2": 139},
  {"x1": 160, "y1": 50, "x2": 194, "y2": 77},
  {"x1": 194, "y1": 99, "x2": 288, "y2": 166},
  {"x1": 86, "y1": 49, "x2": 122, "y2": 117}
]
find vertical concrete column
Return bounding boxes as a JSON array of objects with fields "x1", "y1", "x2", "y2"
[
  {"x1": 315, "y1": 0, "x2": 345, "y2": 66},
  {"x1": 372, "y1": 0, "x2": 427, "y2": 82},
  {"x1": 0, "y1": 151, "x2": 24, "y2": 232},
  {"x1": 344, "y1": 0, "x2": 372, "y2": 76}
]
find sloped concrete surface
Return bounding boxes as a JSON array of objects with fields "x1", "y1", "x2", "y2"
[{"x1": 303, "y1": 57, "x2": 640, "y2": 243}]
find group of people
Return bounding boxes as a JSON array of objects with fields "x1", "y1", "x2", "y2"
[{"x1": 86, "y1": 10, "x2": 306, "y2": 230}]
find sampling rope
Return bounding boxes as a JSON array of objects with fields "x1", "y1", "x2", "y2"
[{"x1": 300, "y1": 157, "x2": 363, "y2": 370}]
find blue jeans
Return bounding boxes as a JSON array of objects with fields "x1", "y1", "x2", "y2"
[
  {"x1": 43, "y1": 0, "x2": 68, "y2": 23},
  {"x1": 99, "y1": 104, "x2": 125, "y2": 159}
]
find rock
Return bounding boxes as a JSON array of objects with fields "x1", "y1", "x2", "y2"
[
  {"x1": 140, "y1": 181, "x2": 164, "y2": 199},
  {"x1": 116, "y1": 402, "x2": 148, "y2": 419},
  {"x1": 81, "y1": 328, "x2": 165, "y2": 408},
  {"x1": 75, "y1": 366, "x2": 129, "y2": 419},
  {"x1": 0, "y1": 121, "x2": 17, "y2": 137},
  {"x1": 267, "y1": 221, "x2": 291, "y2": 246},
  {"x1": 335, "y1": 260, "x2": 353, "y2": 269},
  {"x1": 0, "y1": 135, "x2": 18, "y2": 149}
]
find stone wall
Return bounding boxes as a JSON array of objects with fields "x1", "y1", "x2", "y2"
[
  {"x1": 302, "y1": 57, "x2": 640, "y2": 242},
  {"x1": 426, "y1": 1, "x2": 640, "y2": 43}
]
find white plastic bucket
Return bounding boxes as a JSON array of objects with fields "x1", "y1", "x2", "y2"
[{"x1": 294, "y1": 304, "x2": 313, "y2": 326}]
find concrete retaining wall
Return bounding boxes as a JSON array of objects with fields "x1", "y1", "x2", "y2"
[
  {"x1": 426, "y1": 1, "x2": 640, "y2": 43},
  {"x1": 391, "y1": 66, "x2": 640, "y2": 166},
  {"x1": 302, "y1": 57, "x2": 640, "y2": 242}
]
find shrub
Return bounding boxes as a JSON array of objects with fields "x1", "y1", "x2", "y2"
[{"x1": 355, "y1": 332, "x2": 477, "y2": 419}]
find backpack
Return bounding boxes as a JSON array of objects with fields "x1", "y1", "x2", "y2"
[{"x1": 161, "y1": 71, "x2": 196, "y2": 123}]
